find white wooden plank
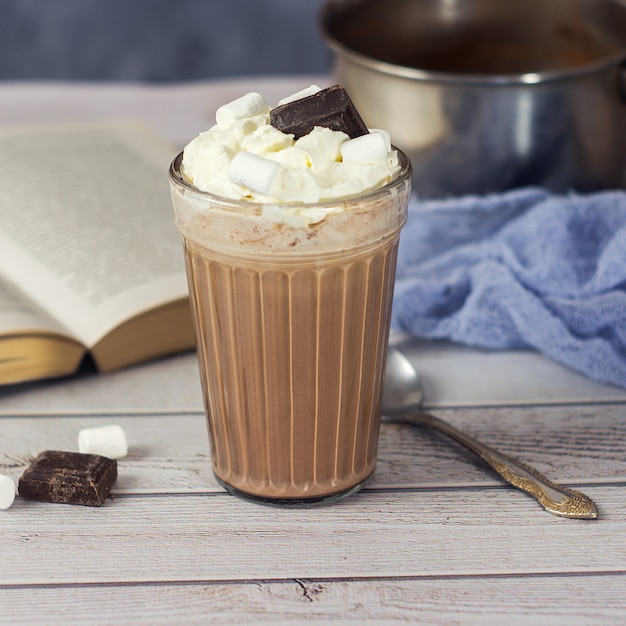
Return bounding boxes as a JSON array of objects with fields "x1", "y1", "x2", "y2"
[
  {"x1": 0, "y1": 353, "x2": 204, "y2": 415},
  {"x1": 2, "y1": 339, "x2": 625, "y2": 416},
  {"x1": 0, "y1": 404, "x2": 626, "y2": 494},
  {"x1": 1, "y1": 404, "x2": 625, "y2": 494},
  {"x1": 391, "y1": 334, "x2": 626, "y2": 407},
  {"x1": 2, "y1": 573, "x2": 626, "y2": 625},
  {"x1": 1, "y1": 486, "x2": 623, "y2": 585}
]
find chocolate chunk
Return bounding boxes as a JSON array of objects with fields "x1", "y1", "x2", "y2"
[
  {"x1": 19, "y1": 450, "x2": 117, "y2": 506},
  {"x1": 270, "y1": 85, "x2": 369, "y2": 140}
]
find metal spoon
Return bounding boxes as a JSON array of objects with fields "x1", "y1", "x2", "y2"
[{"x1": 382, "y1": 348, "x2": 598, "y2": 519}]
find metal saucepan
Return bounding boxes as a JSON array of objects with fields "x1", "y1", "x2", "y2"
[{"x1": 320, "y1": 0, "x2": 626, "y2": 197}]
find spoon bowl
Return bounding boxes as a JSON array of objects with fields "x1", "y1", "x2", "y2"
[
  {"x1": 382, "y1": 348, "x2": 424, "y2": 414},
  {"x1": 381, "y1": 347, "x2": 599, "y2": 519}
]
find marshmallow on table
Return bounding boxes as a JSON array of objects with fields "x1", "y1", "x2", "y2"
[
  {"x1": 0, "y1": 474, "x2": 16, "y2": 510},
  {"x1": 78, "y1": 424, "x2": 128, "y2": 460}
]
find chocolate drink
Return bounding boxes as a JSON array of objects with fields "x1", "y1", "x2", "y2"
[
  {"x1": 170, "y1": 151, "x2": 411, "y2": 503},
  {"x1": 186, "y1": 230, "x2": 396, "y2": 500}
]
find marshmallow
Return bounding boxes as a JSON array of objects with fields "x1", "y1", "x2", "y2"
[
  {"x1": 78, "y1": 424, "x2": 128, "y2": 460},
  {"x1": 340, "y1": 132, "x2": 390, "y2": 164},
  {"x1": 216, "y1": 92, "x2": 270, "y2": 129},
  {"x1": 277, "y1": 85, "x2": 322, "y2": 106},
  {"x1": 0, "y1": 474, "x2": 16, "y2": 510},
  {"x1": 369, "y1": 128, "x2": 392, "y2": 152},
  {"x1": 229, "y1": 151, "x2": 282, "y2": 197}
]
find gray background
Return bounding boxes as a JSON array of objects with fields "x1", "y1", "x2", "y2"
[{"x1": 0, "y1": 0, "x2": 331, "y2": 81}]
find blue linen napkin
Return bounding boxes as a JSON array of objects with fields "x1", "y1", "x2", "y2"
[{"x1": 391, "y1": 187, "x2": 626, "y2": 389}]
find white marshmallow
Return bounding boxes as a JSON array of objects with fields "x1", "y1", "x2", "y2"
[
  {"x1": 0, "y1": 474, "x2": 16, "y2": 510},
  {"x1": 277, "y1": 84, "x2": 322, "y2": 106},
  {"x1": 368, "y1": 128, "x2": 392, "y2": 152},
  {"x1": 78, "y1": 424, "x2": 128, "y2": 459},
  {"x1": 340, "y1": 132, "x2": 390, "y2": 164},
  {"x1": 215, "y1": 92, "x2": 270, "y2": 129},
  {"x1": 229, "y1": 151, "x2": 282, "y2": 196}
]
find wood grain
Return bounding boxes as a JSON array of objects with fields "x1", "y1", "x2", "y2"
[
  {"x1": 1, "y1": 486, "x2": 623, "y2": 586},
  {"x1": 1, "y1": 404, "x2": 625, "y2": 493},
  {"x1": 2, "y1": 574, "x2": 626, "y2": 625}
]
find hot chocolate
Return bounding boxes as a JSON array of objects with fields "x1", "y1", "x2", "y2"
[{"x1": 169, "y1": 86, "x2": 411, "y2": 504}]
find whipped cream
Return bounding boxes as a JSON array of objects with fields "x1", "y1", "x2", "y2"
[{"x1": 181, "y1": 87, "x2": 400, "y2": 209}]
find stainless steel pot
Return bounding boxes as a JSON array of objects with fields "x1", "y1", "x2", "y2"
[{"x1": 320, "y1": 0, "x2": 626, "y2": 197}]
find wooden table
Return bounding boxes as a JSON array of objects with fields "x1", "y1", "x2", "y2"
[{"x1": 2, "y1": 78, "x2": 626, "y2": 625}]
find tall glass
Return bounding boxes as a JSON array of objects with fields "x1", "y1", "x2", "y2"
[{"x1": 169, "y1": 151, "x2": 411, "y2": 505}]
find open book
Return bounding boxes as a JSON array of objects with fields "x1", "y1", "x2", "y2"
[{"x1": 0, "y1": 120, "x2": 195, "y2": 385}]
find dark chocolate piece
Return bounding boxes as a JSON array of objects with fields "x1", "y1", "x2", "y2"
[
  {"x1": 19, "y1": 450, "x2": 117, "y2": 506},
  {"x1": 270, "y1": 85, "x2": 369, "y2": 140}
]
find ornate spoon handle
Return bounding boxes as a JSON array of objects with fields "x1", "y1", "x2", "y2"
[{"x1": 386, "y1": 410, "x2": 598, "y2": 519}]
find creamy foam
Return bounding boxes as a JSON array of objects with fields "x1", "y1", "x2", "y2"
[
  {"x1": 170, "y1": 152, "x2": 410, "y2": 256},
  {"x1": 181, "y1": 88, "x2": 400, "y2": 217}
]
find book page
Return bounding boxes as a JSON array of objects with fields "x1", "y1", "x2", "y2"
[
  {"x1": 0, "y1": 278, "x2": 71, "y2": 337},
  {"x1": 0, "y1": 121, "x2": 188, "y2": 347}
]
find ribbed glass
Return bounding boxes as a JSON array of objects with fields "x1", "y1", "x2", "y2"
[
  {"x1": 170, "y1": 150, "x2": 411, "y2": 504},
  {"x1": 184, "y1": 237, "x2": 399, "y2": 501}
]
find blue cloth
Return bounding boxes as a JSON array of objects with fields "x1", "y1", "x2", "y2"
[{"x1": 392, "y1": 187, "x2": 626, "y2": 389}]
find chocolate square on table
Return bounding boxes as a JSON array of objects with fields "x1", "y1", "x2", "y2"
[{"x1": 19, "y1": 450, "x2": 118, "y2": 506}]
